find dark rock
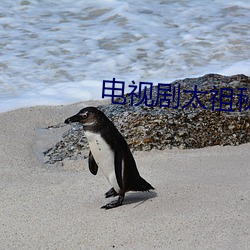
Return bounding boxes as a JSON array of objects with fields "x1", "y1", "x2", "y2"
[{"x1": 43, "y1": 74, "x2": 250, "y2": 164}]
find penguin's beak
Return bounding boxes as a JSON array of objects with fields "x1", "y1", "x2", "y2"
[{"x1": 64, "y1": 114, "x2": 81, "y2": 124}]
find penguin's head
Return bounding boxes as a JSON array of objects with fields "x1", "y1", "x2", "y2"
[{"x1": 65, "y1": 107, "x2": 109, "y2": 129}]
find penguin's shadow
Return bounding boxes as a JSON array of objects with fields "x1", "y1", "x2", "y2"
[{"x1": 123, "y1": 191, "x2": 157, "y2": 208}]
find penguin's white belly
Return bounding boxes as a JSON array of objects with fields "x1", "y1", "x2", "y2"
[{"x1": 85, "y1": 131, "x2": 120, "y2": 193}]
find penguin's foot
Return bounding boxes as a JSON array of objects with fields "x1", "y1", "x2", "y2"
[
  {"x1": 105, "y1": 187, "x2": 118, "y2": 198},
  {"x1": 101, "y1": 196, "x2": 124, "y2": 209}
]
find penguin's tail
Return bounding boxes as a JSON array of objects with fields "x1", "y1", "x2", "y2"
[{"x1": 132, "y1": 176, "x2": 154, "y2": 192}]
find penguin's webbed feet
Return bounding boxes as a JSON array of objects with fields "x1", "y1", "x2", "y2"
[
  {"x1": 101, "y1": 196, "x2": 124, "y2": 209},
  {"x1": 105, "y1": 187, "x2": 118, "y2": 198}
]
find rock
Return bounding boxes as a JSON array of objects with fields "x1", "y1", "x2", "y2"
[{"x1": 43, "y1": 74, "x2": 250, "y2": 164}]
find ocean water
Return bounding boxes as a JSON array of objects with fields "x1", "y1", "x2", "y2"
[{"x1": 0, "y1": 0, "x2": 250, "y2": 112}]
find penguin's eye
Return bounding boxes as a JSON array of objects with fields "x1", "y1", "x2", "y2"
[{"x1": 79, "y1": 112, "x2": 88, "y2": 119}]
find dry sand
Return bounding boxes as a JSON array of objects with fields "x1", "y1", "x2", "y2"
[{"x1": 0, "y1": 101, "x2": 249, "y2": 249}]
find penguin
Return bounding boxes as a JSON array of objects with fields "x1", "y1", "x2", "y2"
[{"x1": 65, "y1": 107, "x2": 154, "y2": 209}]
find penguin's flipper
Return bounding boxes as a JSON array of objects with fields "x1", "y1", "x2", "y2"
[
  {"x1": 88, "y1": 151, "x2": 98, "y2": 175},
  {"x1": 101, "y1": 196, "x2": 124, "y2": 209},
  {"x1": 105, "y1": 187, "x2": 118, "y2": 198},
  {"x1": 114, "y1": 146, "x2": 124, "y2": 190}
]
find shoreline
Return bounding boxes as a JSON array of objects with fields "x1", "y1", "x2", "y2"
[{"x1": 0, "y1": 101, "x2": 249, "y2": 249}]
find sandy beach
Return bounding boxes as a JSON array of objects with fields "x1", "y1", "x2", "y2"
[{"x1": 0, "y1": 101, "x2": 249, "y2": 249}]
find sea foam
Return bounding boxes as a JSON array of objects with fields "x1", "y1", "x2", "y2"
[{"x1": 0, "y1": 0, "x2": 249, "y2": 112}]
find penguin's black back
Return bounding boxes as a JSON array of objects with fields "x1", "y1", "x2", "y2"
[{"x1": 99, "y1": 116, "x2": 154, "y2": 192}]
